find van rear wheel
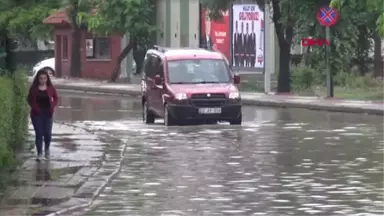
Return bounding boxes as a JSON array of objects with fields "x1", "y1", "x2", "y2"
[{"x1": 143, "y1": 101, "x2": 155, "y2": 124}]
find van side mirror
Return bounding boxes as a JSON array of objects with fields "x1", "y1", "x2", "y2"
[
  {"x1": 233, "y1": 74, "x2": 240, "y2": 84},
  {"x1": 154, "y1": 75, "x2": 162, "y2": 85}
]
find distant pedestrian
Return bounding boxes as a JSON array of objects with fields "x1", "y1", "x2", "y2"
[{"x1": 27, "y1": 69, "x2": 58, "y2": 161}]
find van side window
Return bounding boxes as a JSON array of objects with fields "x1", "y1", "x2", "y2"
[
  {"x1": 159, "y1": 63, "x2": 164, "y2": 79},
  {"x1": 145, "y1": 54, "x2": 159, "y2": 78},
  {"x1": 144, "y1": 54, "x2": 153, "y2": 77},
  {"x1": 158, "y1": 59, "x2": 164, "y2": 78},
  {"x1": 156, "y1": 58, "x2": 164, "y2": 78},
  {"x1": 142, "y1": 55, "x2": 148, "y2": 75}
]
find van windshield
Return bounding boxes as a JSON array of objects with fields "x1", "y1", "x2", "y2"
[{"x1": 167, "y1": 59, "x2": 231, "y2": 84}]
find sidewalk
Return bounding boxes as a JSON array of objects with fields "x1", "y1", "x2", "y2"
[
  {"x1": 28, "y1": 77, "x2": 383, "y2": 115},
  {"x1": 0, "y1": 122, "x2": 126, "y2": 216}
]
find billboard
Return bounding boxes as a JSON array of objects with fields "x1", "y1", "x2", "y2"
[
  {"x1": 200, "y1": 9, "x2": 230, "y2": 61},
  {"x1": 232, "y1": 4, "x2": 264, "y2": 69}
]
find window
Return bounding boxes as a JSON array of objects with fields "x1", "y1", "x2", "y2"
[
  {"x1": 86, "y1": 37, "x2": 110, "y2": 59},
  {"x1": 167, "y1": 59, "x2": 230, "y2": 84},
  {"x1": 155, "y1": 57, "x2": 164, "y2": 78},
  {"x1": 62, "y1": 36, "x2": 68, "y2": 60},
  {"x1": 144, "y1": 54, "x2": 155, "y2": 77},
  {"x1": 158, "y1": 63, "x2": 164, "y2": 78}
]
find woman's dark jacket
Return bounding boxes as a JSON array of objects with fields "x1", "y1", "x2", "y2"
[{"x1": 27, "y1": 86, "x2": 58, "y2": 116}]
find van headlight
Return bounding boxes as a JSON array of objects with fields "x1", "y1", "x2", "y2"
[
  {"x1": 175, "y1": 93, "x2": 188, "y2": 100},
  {"x1": 228, "y1": 92, "x2": 240, "y2": 99}
]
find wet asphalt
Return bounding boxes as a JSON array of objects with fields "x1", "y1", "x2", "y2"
[{"x1": 55, "y1": 91, "x2": 383, "y2": 216}]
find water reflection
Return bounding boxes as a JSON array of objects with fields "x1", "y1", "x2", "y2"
[
  {"x1": 55, "y1": 93, "x2": 142, "y2": 122},
  {"x1": 35, "y1": 162, "x2": 51, "y2": 182}
]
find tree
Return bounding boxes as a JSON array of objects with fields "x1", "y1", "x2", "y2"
[
  {"x1": 63, "y1": 0, "x2": 97, "y2": 78},
  {"x1": 366, "y1": 0, "x2": 383, "y2": 77},
  {"x1": 330, "y1": 0, "x2": 384, "y2": 76},
  {"x1": 78, "y1": 0, "x2": 156, "y2": 82},
  {"x1": 0, "y1": 0, "x2": 59, "y2": 44},
  {"x1": 0, "y1": 0, "x2": 60, "y2": 72}
]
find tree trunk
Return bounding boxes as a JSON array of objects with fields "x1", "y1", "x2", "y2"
[
  {"x1": 70, "y1": 25, "x2": 81, "y2": 77},
  {"x1": 373, "y1": 32, "x2": 383, "y2": 77},
  {"x1": 277, "y1": 43, "x2": 291, "y2": 93},
  {"x1": 271, "y1": 0, "x2": 293, "y2": 93},
  {"x1": 4, "y1": 35, "x2": 15, "y2": 74},
  {"x1": 132, "y1": 45, "x2": 147, "y2": 75},
  {"x1": 110, "y1": 40, "x2": 136, "y2": 82},
  {"x1": 68, "y1": 2, "x2": 81, "y2": 78},
  {"x1": 356, "y1": 25, "x2": 369, "y2": 76}
]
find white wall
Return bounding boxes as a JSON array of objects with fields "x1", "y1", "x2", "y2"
[
  {"x1": 156, "y1": 0, "x2": 166, "y2": 46},
  {"x1": 170, "y1": 0, "x2": 180, "y2": 47},
  {"x1": 188, "y1": 0, "x2": 200, "y2": 48}
]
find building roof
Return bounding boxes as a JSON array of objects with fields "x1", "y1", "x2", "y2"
[
  {"x1": 43, "y1": 8, "x2": 97, "y2": 25},
  {"x1": 43, "y1": 8, "x2": 69, "y2": 25}
]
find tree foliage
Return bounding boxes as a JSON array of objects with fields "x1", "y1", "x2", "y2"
[
  {"x1": 330, "y1": 0, "x2": 383, "y2": 76},
  {"x1": 0, "y1": 0, "x2": 380, "y2": 83},
  {"x1": 79, "y1": 0, "x2": 156, "y2": 44},
  {"x1": 0, "y1": 0, "x2": 60, "y2": 42}
]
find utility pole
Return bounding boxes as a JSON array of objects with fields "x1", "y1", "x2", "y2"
[{"x1": 264, "y1": 3, "x2": 275, "y2": 93}]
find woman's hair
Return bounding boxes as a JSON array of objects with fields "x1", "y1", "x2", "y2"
[{"x1": 31, "y1": 69, "x2": 53, "y2": 89}]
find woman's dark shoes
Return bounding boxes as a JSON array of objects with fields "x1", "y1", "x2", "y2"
[
  {"x1": 44, "y1": 150, "x2": 50, "y2": 160},
  {"x1": 36, "y1": 154, "x2": 43, "y2": 161}
]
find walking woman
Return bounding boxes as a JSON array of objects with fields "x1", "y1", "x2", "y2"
[{"x1": 27, "y1": 69, "x2": 58, "y2": 161}]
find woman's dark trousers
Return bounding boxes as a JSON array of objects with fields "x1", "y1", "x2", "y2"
[{"x1": 31, "y1": 110, "x2": 52, "y2": 155}]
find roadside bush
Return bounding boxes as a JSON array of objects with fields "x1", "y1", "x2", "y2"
[
  {"x1": 290, "y1": 63, "x2": 318, "y2": 90},
  {"x1": 11, "y1": 70, "x2": 29, "y2": 148},
  {"x1": 0, "y1": 76, "x2": 15, "y2": 168},
  {"x1": 292, "y1": 62, "x2": 383, "y2": 90},
  {"x1": 0, "y1": 69, "x2": 29, "y2": 191}
]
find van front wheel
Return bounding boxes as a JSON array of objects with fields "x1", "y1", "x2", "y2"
[
  {"x1": 229, "y1": 114, "x2": 242, "y2": 125},
  {"x1": 164, "y1": 104, "x2": 177, "y2": 126}
]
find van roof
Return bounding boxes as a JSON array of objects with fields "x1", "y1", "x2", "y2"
[
  {"x1": 147, "y1": 47, "x2": 225, "y2": 61},
  {"x1": 166, "y1": 49, "x2": 224, "y2": 60}
]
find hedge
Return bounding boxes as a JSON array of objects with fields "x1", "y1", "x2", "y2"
[{"x1": 0, "y1": 69, "x2": 28, "y2": 191}]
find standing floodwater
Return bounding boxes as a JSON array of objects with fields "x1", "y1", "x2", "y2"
[{"x1": 55, "y1": 92, "x2": 383, "y2": 216}]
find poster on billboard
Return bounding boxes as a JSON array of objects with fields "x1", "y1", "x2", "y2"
[
  {"x1": 200, "y1": 9, "x2": 230, "y2": 61},
  {"x1": 232, "y1": 4, "x2": 264, "y2": 69}
]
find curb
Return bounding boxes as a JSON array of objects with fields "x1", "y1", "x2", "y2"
[
  {"x1": 29, "y1": 80, "x2": 384, "y2": 115},
  {"x1": 54, "y1": 83, "x2": 141, "y2": 98},
  {"x1": 44, "y1": 121, "x2": 128, "y2": 216},
  {"x1": 242, "y1": 99, "x2": 384, "y2": 115}
]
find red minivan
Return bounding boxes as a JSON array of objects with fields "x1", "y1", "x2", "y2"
[{"x1": 141, "y1": 46, "x2": 242, "y2": 126}]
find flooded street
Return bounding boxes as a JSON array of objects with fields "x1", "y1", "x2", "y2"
[{"x1": 56, "y1": 91, "x2": 383, "y2": 216}]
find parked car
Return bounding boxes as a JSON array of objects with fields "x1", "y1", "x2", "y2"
[
  {"x1": 141, "y1": 46, "x2": 242, "y2": 126},
  {"x1": 32, "y1": 58, "x2": 137, "y2": 78},
  {"x1": 32, "y1": 58, "x2": 55, "y2": 78}
]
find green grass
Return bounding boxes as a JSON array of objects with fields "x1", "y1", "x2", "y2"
[
  {"x1": 238, "y1": 81, "x2": 264, "y2": 92},
  {"x1": 295, "y1": 86, "x2": 384, "y2": 100},
  {"x1": 237, "y1": 73, "x2": 272, "y2": 92},
  {"x1": 236, "y1": 72, "x2": 383, "y2": 100}
]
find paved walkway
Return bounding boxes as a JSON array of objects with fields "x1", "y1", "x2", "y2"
[
  {"x1": 28, "y1": 77, "x2": 383, "y2": 115},
  {"x1": 0, "y1": 122, "x2": 126, "y2": 216}
]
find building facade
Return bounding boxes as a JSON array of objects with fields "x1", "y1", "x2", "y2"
[
  {"x1": 155, "y1": 0, "x2": 200, "y2": 48},
  {"x1": 43, "y1": 9, "x2": 122, "y2": 79}
]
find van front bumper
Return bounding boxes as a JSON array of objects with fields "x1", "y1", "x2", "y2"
[{"x1": 167, "y1": 101, "x2": 242, "y2": 121}]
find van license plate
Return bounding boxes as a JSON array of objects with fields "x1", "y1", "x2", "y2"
[{"x1": 198, "y1": 108, "x2": 222, "y2": 114}]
